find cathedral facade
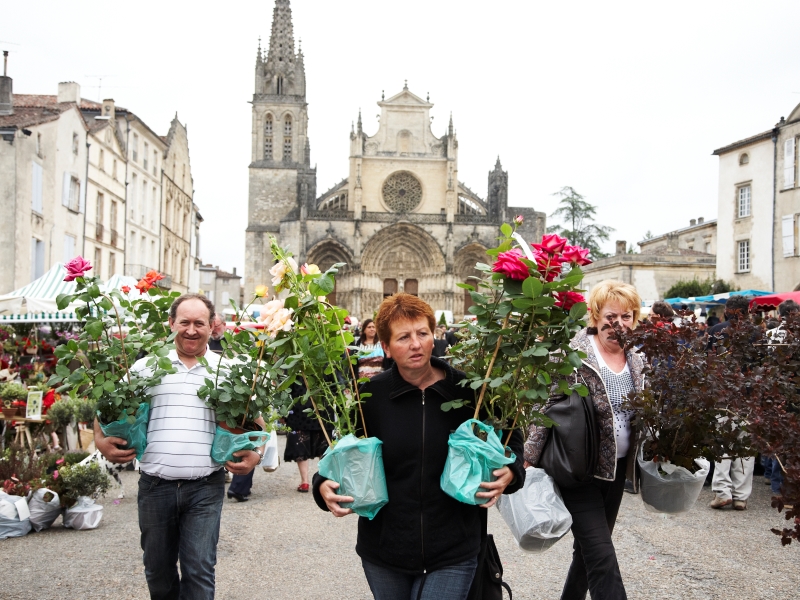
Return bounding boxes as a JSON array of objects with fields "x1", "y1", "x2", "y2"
[{"x1": 245, "y1": 0, "x2": 546, "y2": 321}]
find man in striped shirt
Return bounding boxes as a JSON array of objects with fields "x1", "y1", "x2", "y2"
[{"x1": 94, "y1": 294, "x2": 264, "y2": 600}]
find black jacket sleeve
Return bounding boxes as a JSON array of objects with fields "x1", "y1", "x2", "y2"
[
  {"x1": 502, "y1": 426, "x2": 526, "y2": 495},
  {"x1": 311, "y1": 471, "x2": 330, "y2": 512}
]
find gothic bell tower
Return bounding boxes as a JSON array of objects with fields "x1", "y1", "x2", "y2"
[{"x1": 245, "y1": 0, "x2": 316, "y2": 297}]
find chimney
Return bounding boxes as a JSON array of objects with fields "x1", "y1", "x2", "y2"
[
  {"x1": 0, "y1": 51, "x2": 12, "y2": 116},
  {"x1": 232, "y1": 267, "x2": 237, "y2": 276},
  {"x1": 698, "y1": 217, "x2": 704, "y2": 224},
  {"x1": 666, "y1": 233, "x2": 678, "y2": 251},
  {"x1": 102, "y1": 99, "x2": 115, "y2": 119},
  {"x1": 615, "y1": 240, "x2": 626, "y2": 255},
  {"x1": 690, "y1": 219, "x2": 696, "y2": 226},
  {"x1": 57, "y1": 82, "x2": 81, "y2": 104}
]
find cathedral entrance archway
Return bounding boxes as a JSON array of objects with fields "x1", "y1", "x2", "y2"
[
  {"x1": 360, "y1": 224, "x2": 446, "y2": 315},
  {"x1": 306, "y1": 239, "x2": 355, "y2": 308}
]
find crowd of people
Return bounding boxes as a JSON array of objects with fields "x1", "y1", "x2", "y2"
[{"x1": 87, "y1": 283, "x2": 796, "y2": 600}]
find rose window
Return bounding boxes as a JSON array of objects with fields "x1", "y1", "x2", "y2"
[{"x1": 382, "y1": 171, "x2": 422, "y2": 212}]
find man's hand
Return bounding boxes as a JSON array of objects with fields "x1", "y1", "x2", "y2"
[
  {"x1": 93, "y1": 419, "x2": 137, "y2": 464},
  {"x1": 319, "y1": 480, "x2": 354, "y2": 517},
  {"x1": 476, "y1": 466, "x2": 515, "y2": 509},
  {"x1": 225, "y1": 450, "x2": 261, "y2": 475}
]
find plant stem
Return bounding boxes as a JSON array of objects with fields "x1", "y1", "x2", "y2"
[
  {"x1": 301, "y1": 371, "x2": 332, "y2": 447},
  {"x1": 504, "y1": 406, "x2": 522, "y2": 447},
  {"x1": 241, "y1": 341, "x2": 268, "y2": 428},
  {"x1": 325, "y1": 302, "x2": 368, "y2": 438},
  {"x1": 474, "y1": 315, "x2": 510, "y2": 420}
]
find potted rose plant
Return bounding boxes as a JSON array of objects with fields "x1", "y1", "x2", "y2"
[
  {"x1": 262, "y1": 238, "x2": 387, "y2": 519},
  {"x1": 443, "y1": 220, "x2": 591, "y2": 504},
  {"x1": 47, "y1": 257, "x2": 177, "y2": 459},
  {"x1": 196, "y1": 290, "x2": 291, "y2": 464}
]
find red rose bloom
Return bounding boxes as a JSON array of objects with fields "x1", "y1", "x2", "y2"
[
  {"x1": 560, "y1": 245, "x2": 592, "y2": 266},
  {"x1": 532, "y1": 234, "x2": 568, "y2": 256},
  {"x1": 121, "y1": 285, "x2": 131, "y2": 294},
  {"x1": 555, "y1": 291, "x2": 586, "y2": 311},
  {"x1": 492, "y1": 248, "x2": 530, "y2": 281}
]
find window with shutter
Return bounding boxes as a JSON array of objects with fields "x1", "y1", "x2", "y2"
[
  {"x1": 737, "y1": 186, "x2": 751, "y2": 218},
  {"x1": 738, "y1": 240, "x2": 750, "y2": 272},
  {"x1": 63, "y1": 234, "x2": 76, "y2": 262},
  {"x1": 68, "y1": 176, "x2": 81, "y2": 212},
  {"x1": 784, "y1": 138, "x2": 796, "y2": 190},
  {"x1": 31, "y1": 163, "x2": 43, "y2": 213},
  {"x1": 62, "y1": 172, "x2": 71, "y2": 207},
  {"x1": 783, "y1": 215, "x2": 796, "y2": 257}
]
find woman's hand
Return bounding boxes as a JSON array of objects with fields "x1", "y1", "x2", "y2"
[
  {"x1": 476, "y1": 466, "x2": 515, "y2": 509},
  {"x1": 319, "y1": 480, "x2": 355, "y2": 517}
]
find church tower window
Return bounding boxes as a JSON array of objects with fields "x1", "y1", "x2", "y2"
[
  {"x1": 276, "y1": 76, "x2": 284, "y2": 95},
  {"x1": 264, "y1": 115, "x2": 273, "y2": 160},
  {"x1": 283, "y1": 116, "x2": 293, "y2": 162}
]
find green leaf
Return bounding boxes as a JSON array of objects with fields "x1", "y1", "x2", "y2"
[
  {"x1": 567, "y1": 352, "x2": 583, "y2": 369},
  {"x1": 85, "y1": 320, "x2": 105, "y2": 340},
  {"x1": 569, "y1": 302, "x2": 588, "y2": 320},
  {"x1": 310, "y1": 274, "x2": 335, "y2": 295},
  {"x1": 56, "y1": 363, "x2": 71, "y2": 378},
  {"x1": 502, "y1": 278, "x2": 523, "y2": 296},
  {"x1": 56, "y1": 293, "x2": 73, "y2": 310},
  {"x1": 157, "y1": 357, "x2": 173, "y2": 370},
  {"x1": 456, "y1": 282, "x2": 475, "y2": 291},
  {"x1": 522, "y1": 277, "x2": 543, "y2": 299},
  {"x1": 500, "y1": 223, "x2": 512, "y2": 238}
]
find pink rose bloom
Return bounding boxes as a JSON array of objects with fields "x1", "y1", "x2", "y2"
[
  {"x1": 492, "y1": 249, "x2": 530, "y2": 281},
  {"x1": 514, "y1": 215, "x2": 524, "y2": 225},
  {"x1": 560, "y1": 245, "x2": 592, "y2": 266},
  {"x1": 555, "y1": 291, "x2": 586, "y2": 311},
  {"x1": 64, "y1": 256, "x2": 92, "y2": 281},
  {"x1": 532, "y1": 234, "x2": 568, "y2": 256},
  {"x1": 52, "y1": 470, "x2": 59, "y2": 480}
]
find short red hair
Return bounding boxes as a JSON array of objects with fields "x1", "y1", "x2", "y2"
[{"x1": 375, "y1": 293, "x2": 436, "y2": 342}]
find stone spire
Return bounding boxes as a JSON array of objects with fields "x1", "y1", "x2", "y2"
[{"x1": 265, "y1": 0, "x2": 296, "y2": 75}]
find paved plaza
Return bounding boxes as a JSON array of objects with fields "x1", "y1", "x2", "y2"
[{"x1": 4, "y1": 437, "x2": 799, "y2": 600}]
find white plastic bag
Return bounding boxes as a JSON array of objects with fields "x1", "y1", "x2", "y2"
[
  {"x1": 28, "y1": 488, "x2": 62, "y2": 532},
  {"x1": 261, "y1": 429, "x2": 280, "y2": 472},
  {"x1": 0, "y1": 493, "x2": 32, "y2": 540},
  {"x1": 496, "y1": 467, "x2": 572, "y2": 553},
  {"x1": 63, "y1": 496, "x2": 104, "y2": 530},
  {"x1": 638, "y1": 444, "x2": 710, "y2": 514}
]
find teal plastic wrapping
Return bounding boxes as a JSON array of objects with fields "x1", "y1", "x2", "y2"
[
  {"x1": 210, "y1": 426, "x2": 271, "y2": 465},
  {"x1": 99, "y1": 402, "x2": 150, "y2": 460},
  {"x1": 440, "y1": 419, "x2": 515, "y2": 505},
  {"x1": 317, "y1": 434, "x2": 388, "y2": 520}
]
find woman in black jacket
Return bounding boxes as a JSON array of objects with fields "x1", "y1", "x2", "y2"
[{"x1": 313, "y1": 293, "x2": 525, "y2": 600}]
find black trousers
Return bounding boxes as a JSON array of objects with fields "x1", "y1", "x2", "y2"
[
  {"x1": 558, "y1": 456, "x2": 628, "y2": 600},
  {"x1": 227, "y1": 469, "x2": 255, "y2": 497}
]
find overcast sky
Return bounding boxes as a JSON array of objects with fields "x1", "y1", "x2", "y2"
[{"x1": 5, "y1": 1, "x2": 800, "y2": 277}]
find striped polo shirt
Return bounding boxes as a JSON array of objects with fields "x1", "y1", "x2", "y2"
[{"x1": 135, "y1": 348, "x2": 222, "y2": 480}]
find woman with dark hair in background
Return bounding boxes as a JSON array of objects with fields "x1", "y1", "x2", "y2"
[{"x1": 355, "y1": 318, "x2": 386, "y2": 380}]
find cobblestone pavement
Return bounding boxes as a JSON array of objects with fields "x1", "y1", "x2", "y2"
[{"x1": 4, "y1": 437, "x2": 799, "y2": 600}]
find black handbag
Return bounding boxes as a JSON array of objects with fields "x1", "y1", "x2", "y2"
[
  {"x1": 538, "y1": 390, "x2": 599, "y2": 489},
  {"x1": 467, "y1": 510, "x2": 512, "y2": 600}
]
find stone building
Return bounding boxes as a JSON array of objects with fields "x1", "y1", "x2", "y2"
[
  {"x1": 82, "y1": 95, "x2": 128, "y2": 281},
  {"x1": 582, "y1": 228, "x2": 717, "y2": 305},
  {"x1": 245, "y1": 0, "x2": 546, "y2": 320},
  {"x1": 0, "y1": 75, "x2": 89, "y2": 294},
  {"x1": 711, "y1": 96, "x2": 800, "y2": 293},
  {"x1": 0, "y1": 53, "x2": 203, "y2": 295},
  {"x1": 199, "y1": 264, "x2": 243, "y2": 316},
  {"x1": 161, "y1": 116, "x2": 199, "y2": 294}
]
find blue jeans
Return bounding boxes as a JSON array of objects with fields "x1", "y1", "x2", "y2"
[
  {"x1": 361, "y1": 557, "x2": 478, "y2": 600},
  {"x1": 138, "y1": 470, "x2": 225, "y2": 600},
  {"x1": 771, "y1": 458, "x2": 784, "y2": 495},
  {"x1": 762, "y1": 455, "x2": 774, "y2": 479}
]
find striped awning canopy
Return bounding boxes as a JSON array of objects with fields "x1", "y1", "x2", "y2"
[{"x1": 0, "y1": 263, "x2": 77, "y2": 315}]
